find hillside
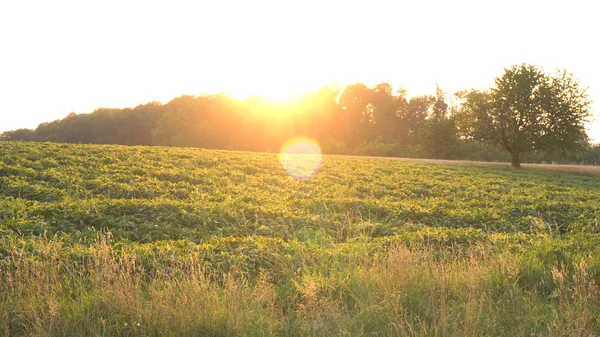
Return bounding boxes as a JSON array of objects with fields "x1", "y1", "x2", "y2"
[{"x1": 1, "y1": 141, "x2": 600, "y2": 336}]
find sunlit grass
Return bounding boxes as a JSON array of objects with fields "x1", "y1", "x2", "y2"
[
  {"x1": 1, "y1": 234, "x2": 599, "y2": 336},
  {"x1": 1, "y1": 141, "x2": 600, "y2": 336}
]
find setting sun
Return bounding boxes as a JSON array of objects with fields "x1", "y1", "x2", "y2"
[
  {"x1": 1, "y1": 1, "x2": 598, "y2": 140},
  {"x1": 232, "y1": 83, "x2": 307, "y2": 103},
  {"x1": 2, "y1": 1, "x2": 600, "y2": 334}
]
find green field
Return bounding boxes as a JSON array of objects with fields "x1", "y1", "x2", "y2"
[{"x1": 1, "y1": 141, "x2": 600, "y2": 336}]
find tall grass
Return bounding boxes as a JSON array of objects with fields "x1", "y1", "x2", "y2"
[{"x1": 1, "y1": 236, "x2": 599, "y2": 336}]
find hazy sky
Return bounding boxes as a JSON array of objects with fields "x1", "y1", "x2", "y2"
[{"x1": 1, "y1": 0, "x2": 599, "y2": 141}]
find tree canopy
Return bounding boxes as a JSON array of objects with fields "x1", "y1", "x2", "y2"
[
  {"x1": 1, "y1": 64, "x2": 598, "y2": 166},
  {"x1": 456, "y1": 64, "x2": 592, "y2": 167}
]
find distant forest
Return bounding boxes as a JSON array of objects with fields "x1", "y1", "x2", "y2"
[{"x1": 2, "y1": 82, "x2": 599, "y2": 165}]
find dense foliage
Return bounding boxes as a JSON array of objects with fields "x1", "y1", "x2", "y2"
[
  {"x1": 1, "y1": 137, "x2": 600, "y2": 335},
  {"x1": 2, "y1": 65, "x2": 598, "y2": 165},
  {"x1": 1, "y1": 142, "x2": 599, "y2": 243},
  {"x1": 456, "y1": 64, "x2": 592, "y2": 167}
]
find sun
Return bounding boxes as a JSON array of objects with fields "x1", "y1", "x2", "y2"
[
  {"x1": 229, "y1": 80, "x2": 313, "y2": 103},
  {"x1": 256, "y1": 86, "x2": 303, "y2": 102}
]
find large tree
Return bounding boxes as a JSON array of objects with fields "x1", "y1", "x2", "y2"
[
  {"x1": 370, "y1": 82, "x2": 399, "y2": 142},
  {"x1": 338, "y1": 83, "x2": 374, "y2": 145},
  {"x1": 458, "y1": 64, "x2": 591, "y2": 168}
]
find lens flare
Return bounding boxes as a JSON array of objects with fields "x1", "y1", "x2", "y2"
[{"x1": 279, "y1": 137, "x2": 322, "y2": 180}]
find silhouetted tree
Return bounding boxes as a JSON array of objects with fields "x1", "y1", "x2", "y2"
[
  {"x1": 35, "y1": 119, "x2": 65, "y2": 142},
  {"x1": 152, "y1": 95, "x2": 202, "y2": 146},
  {"x1": 2, "y1": 70, "x2": 595, "y2": 164},
  {"x1": 370, "y1": 82, "x2": 399, "y2": 142},
  {"x1": 459, "y1": 64, "x2": 591, "y2": 168},
  {"x1": 339, "y1": 83, "x2": 374, "y2": 146},
  {"x1": 430, "y1": 84, "x2": 448, "y2": 120},
  {"x1": 0, "y1": 128, "x2": 36, "y2": 141},
  {"x1": 417, "y1": 117, "x2": 460, "y2": 159},
  {"x1": 404, "y1": 95, "x2": 431, "y2": 138}
]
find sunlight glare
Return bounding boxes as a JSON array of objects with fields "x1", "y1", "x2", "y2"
[
  {"x1": 279, "y1": 137, "x2": 323, "y2": 180},
  {"x1": 232, "y1": 82, "x2": 307, "y2": 103}
]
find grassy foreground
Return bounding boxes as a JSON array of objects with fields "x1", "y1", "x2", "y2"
[{"x1": 1, "y1": 142, "x2": 600, "y2": 336}]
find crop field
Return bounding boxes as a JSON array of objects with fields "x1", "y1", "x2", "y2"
[{"x1": 1, "y1": 141, "x2": 600, "y2": 336}]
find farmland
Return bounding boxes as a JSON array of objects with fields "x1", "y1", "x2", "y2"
[{"x1": 1, "y1": 141, "x2": 600, "y2": 336}]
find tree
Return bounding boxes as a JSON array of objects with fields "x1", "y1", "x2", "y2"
[
  {"x1": 417, "y1": 86, "x2": 458, "y2": 159},
  {"x1": 0, "y1": 128, "x2": 36, "y2": 141},
  {"x1": 338, "y1": 83, "x2": 374, "y2": 145},
  {"x1": 430, "y1": 84, "x2": 448, "y2": 120},
  {"x1": 151, "y1": 95, "x2": 206, "y2": 147},
  {"x1": 370, "y1": 82, "x2": 399, "y2": 142},
  {"x1": 458, "y1": 64, "x2": 591, "y2": 168},
  {"x1": 417, "y1": 117, "x2": 460, "y2": 159},
  {"x1": 453, "y1": 90, "x2": 488, "y2": 141},
  {"x1": 34, "y1": 120, "x2": 64, "y2": 142},
  {"x1": 401, "y1": 95, "x2": 431, "y2": 139}
]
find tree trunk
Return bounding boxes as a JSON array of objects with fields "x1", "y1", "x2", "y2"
[{"x1": 510, "y1": 151, "x2": 521, "y2": 168}]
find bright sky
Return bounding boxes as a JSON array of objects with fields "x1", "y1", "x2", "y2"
[{"x1": 1, "y1": 0, "x2": 599, "y2": 141}]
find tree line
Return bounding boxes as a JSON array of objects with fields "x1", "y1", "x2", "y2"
[{"x1": 2, "y1": 64, "x2": 599, "y2": 167}]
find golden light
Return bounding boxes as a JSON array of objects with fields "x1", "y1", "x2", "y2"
[
  {"x1": 279, "y1": 137, "x2": 323, "y2": 180},
  {"x1": 231, "y1": 80, "x2": 309, "y2": 104}
]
